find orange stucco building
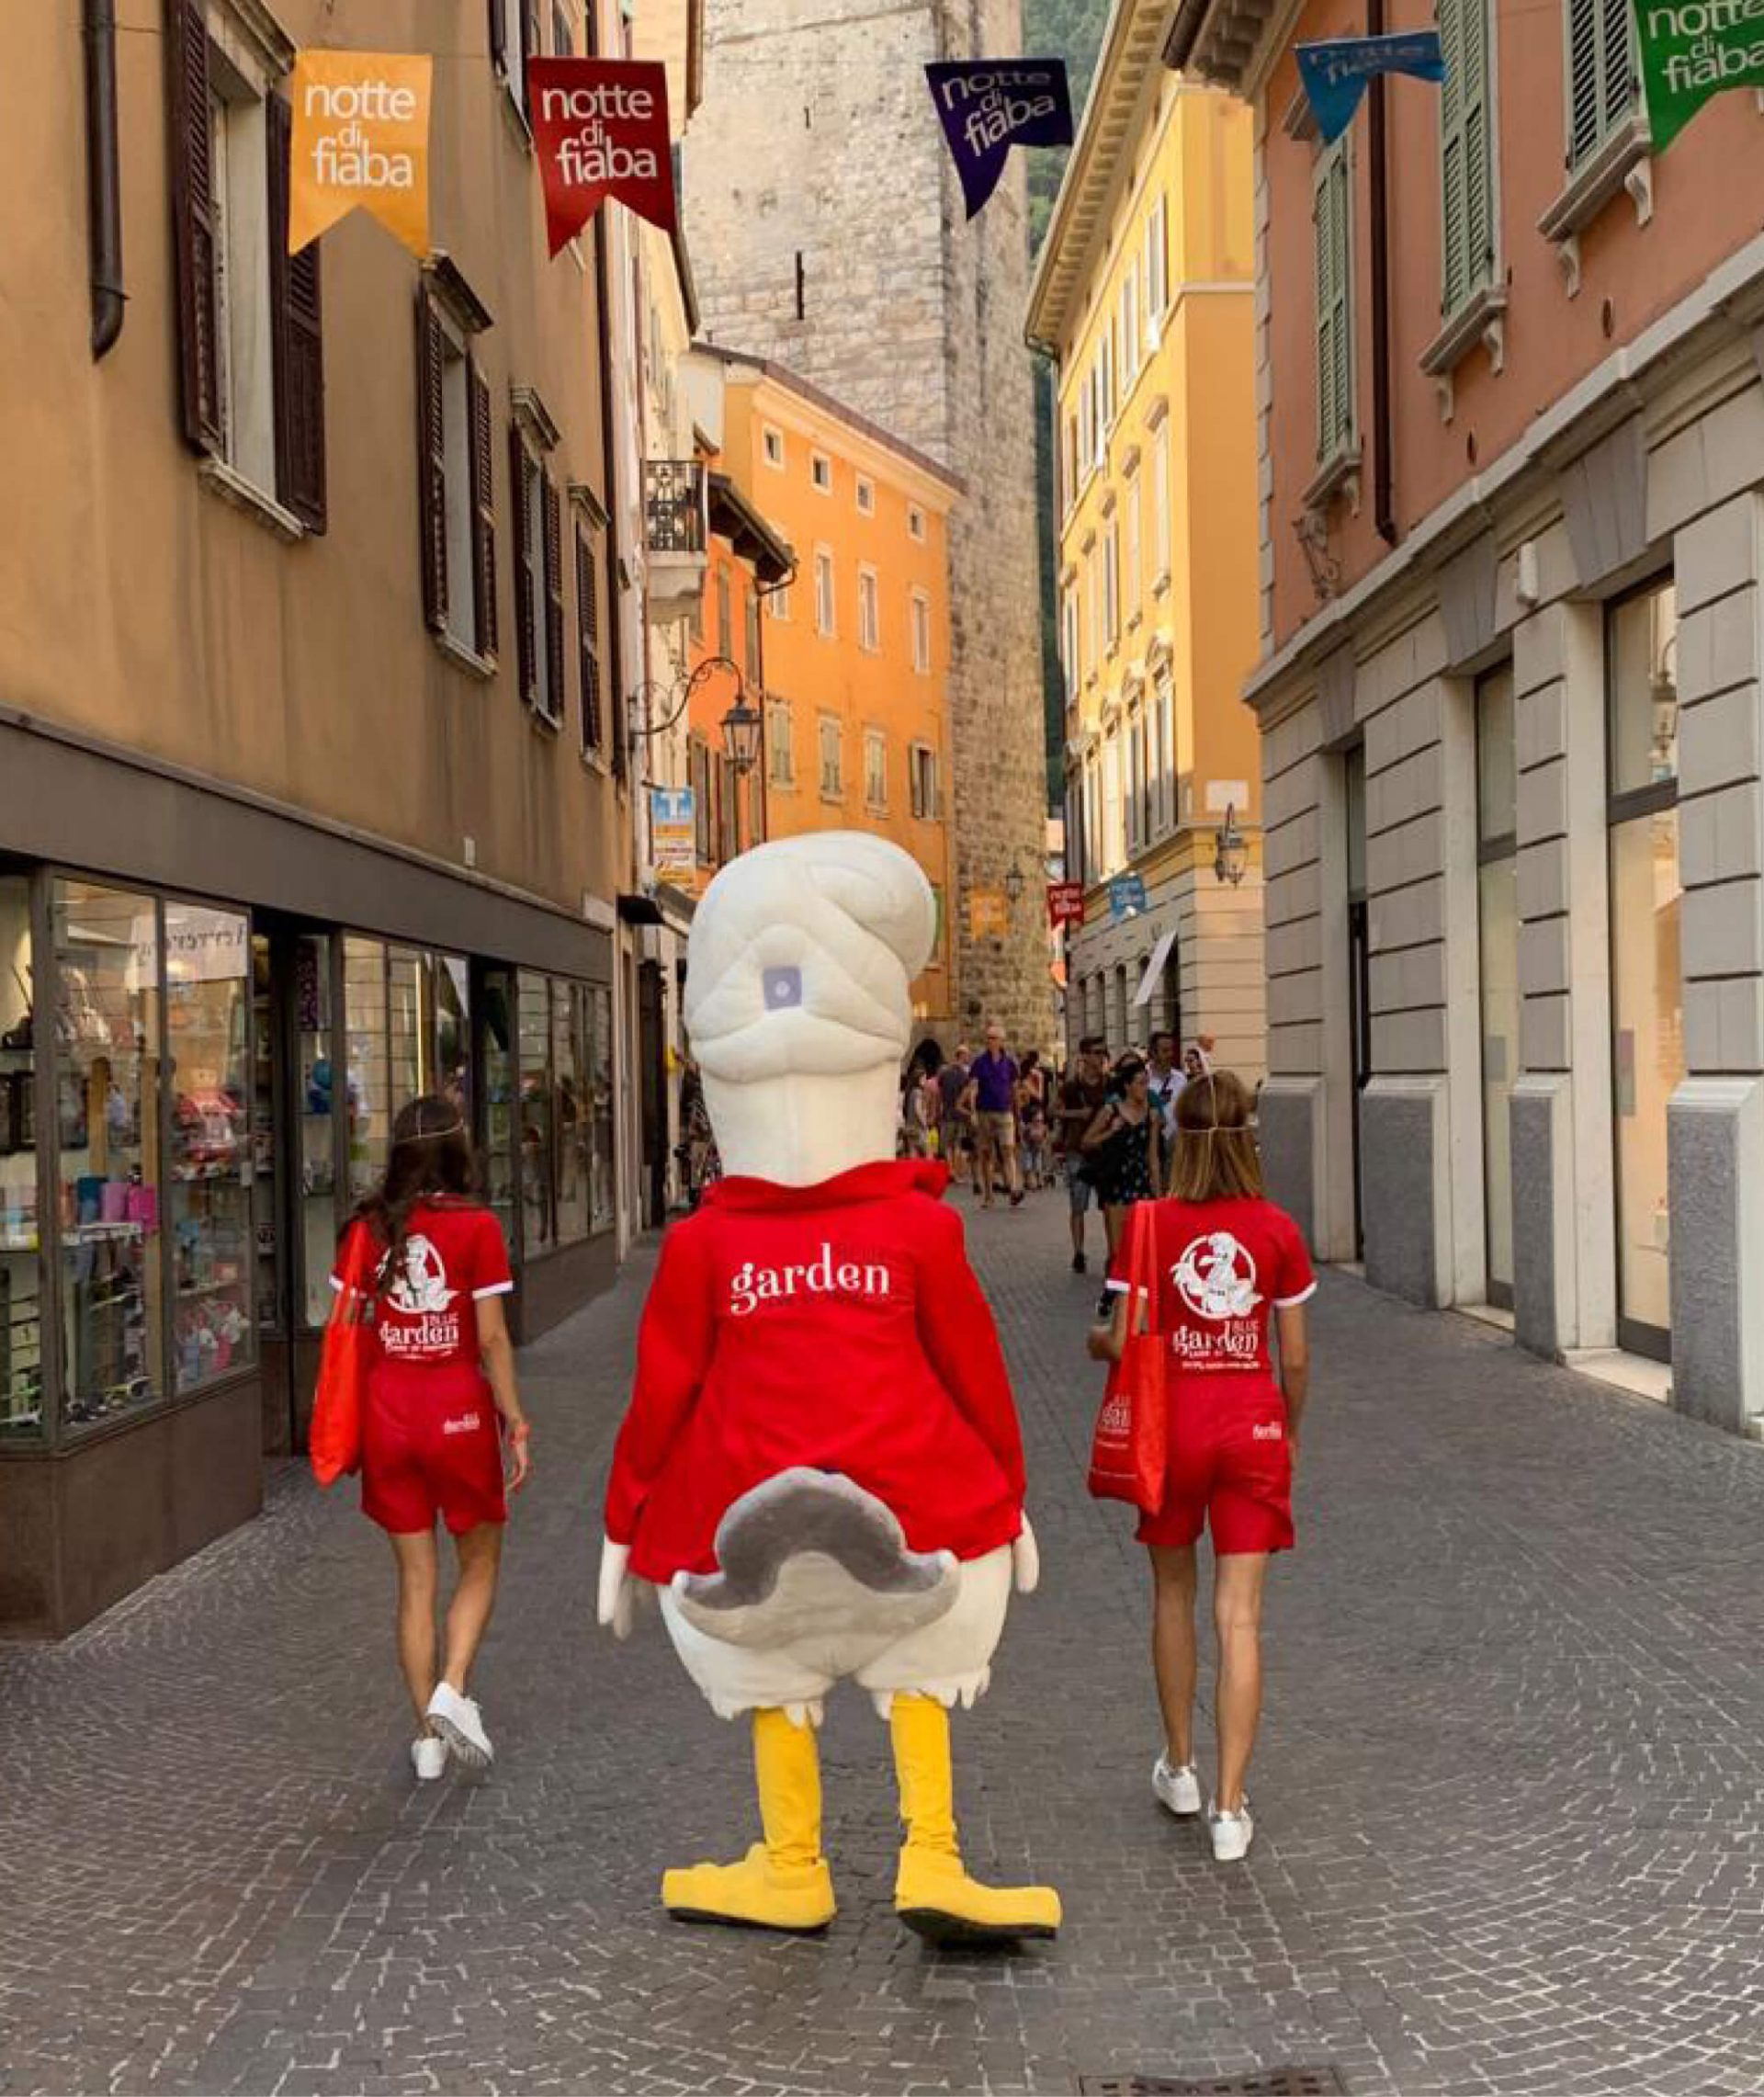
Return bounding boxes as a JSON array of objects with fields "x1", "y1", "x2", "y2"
[{"x1": 684, "y1": 347, "x2": 961, "y2": 1026}]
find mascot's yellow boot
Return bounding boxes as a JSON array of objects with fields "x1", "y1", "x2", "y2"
[
  {"x1": 662, "y1": 1706, "x2": 837, "y2": 1933},
  {"x1": 890, "y1": 1695, "x2": 1061, "y2": 1944}
]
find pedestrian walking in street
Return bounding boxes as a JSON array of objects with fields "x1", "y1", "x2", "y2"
[
  {"x1": 1080, "y1": 1053, "x2": 1164, "y2": 1278},
  {"x1": 335, "y1": 1097, "x2": 533, "y2": 1781},
  {"x1": 1091, "y1": 1068, "x2": 1314, "y2": 1864},
  {"x1": 937, "y1": 1043, "x2": 975, "y2": 1186},
  {"x1": 1017, "y1": 1049, "x2": 1050, "y2": 1189},
  {"x1": 901, "y1": 1041, "x2": 941, "y2": 1160},
  {"x1": 1057, "y1": 1037, "x2": 1111, "y2": 1273},
  {"x1": 1147, "y1": 1030, "x2": 1183, "y2": 1141},
  {"x1": 968, "y1": 1023, "x2": 1024, "y2": 1209}
]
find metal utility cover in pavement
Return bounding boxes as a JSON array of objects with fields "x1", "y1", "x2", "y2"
[{"x1": 1079, "y1": 2071, "x2": 1348, "y2": 2097}]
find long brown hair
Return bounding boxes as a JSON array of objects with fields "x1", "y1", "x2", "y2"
[
  {"x1": 1168, "y1": 1067, "x2": 1264, "y2": 1203},
  {"x1": 350, "y1": 1094, "x2": 480, "y2": 1298}
]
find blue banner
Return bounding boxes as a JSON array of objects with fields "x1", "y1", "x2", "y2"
[
  {"x1": 1109, "y1": 873, "x2": 1148, "y2": 922},
  {"x1": 925, "y1": 59, "x2": 1074, "y2": 219},
  {"x1": 1295, "y1": 31, "x2": 1445, "y2": 144}
]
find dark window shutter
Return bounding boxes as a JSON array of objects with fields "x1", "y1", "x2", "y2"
[
  {"x1": 576, "y1": 524, "x2": 603, "y2": 754},
  {"x1": 415, "y1": 289, "x2": 448, "y2": 632},
  {"x1": 267, "y1": 93, "x2": 327, "y2": 533},
  {"x1": 511, "y1": 426, "x2": 537, "y2": 704},
  {"x1": 543, "y1": 472, "x2": 566, "y2": 724},
  {"x1": 165, "y1": 0, "x2": 222, "y2": 453},
  {"x1": 524, "y1": 0, "x2": 542, "y2": 74},
  {"x1": 469, "y1": 356, "x2": 498, "y2": 657},
  {"x1": 488, "y1": 0, "x2": 507, "y2": 74}
]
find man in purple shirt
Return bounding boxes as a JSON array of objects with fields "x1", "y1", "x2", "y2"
[{"x1": 964, "y1": 1022, "x2": 1023, "y2": 1209}]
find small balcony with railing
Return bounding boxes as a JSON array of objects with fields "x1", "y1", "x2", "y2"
[{"x1": 644, "y1": 459, "x2": 709, "y2": 620}]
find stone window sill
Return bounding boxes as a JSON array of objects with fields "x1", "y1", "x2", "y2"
[
  {"x1": 198, "y1": 456, "x2": 305, "y2": 542},
  {"x1": 1537, "y1": 114, "x2": 1653, "y2": 298},
  {"x1": 1302, "y1": 440, "x2": 1362, "y2": 518},
  {"x1": 432, "y1": 629, "x2": 496, "y2": 681},
  {"x1": 1420, "y1": 283, "x2": 1509, "y2": 421}
]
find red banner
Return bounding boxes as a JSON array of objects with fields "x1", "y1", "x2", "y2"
[
  {"x1": 1047, "y1": 881, "x2": 1085, "y2": 928},
  {"x1": 528, "y1": 59, "x2": 675, "y2": 255}
]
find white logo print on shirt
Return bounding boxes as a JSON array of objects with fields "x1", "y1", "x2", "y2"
[
  {"x1": 1171, "y1": 1232, "x2": 1262, "y2": 1321},
  {"x1": 379, "y1": 1232, "x2": 464, "y2": 1356}
]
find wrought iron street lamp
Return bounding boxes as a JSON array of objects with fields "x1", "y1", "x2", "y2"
[
  {"x1": 1003, "y1": 862, "x2": 1026, "y2": 908},
  {"x1": 721, "y1": 695, "x2": 763, "y2": 776},
  {"x1": 1214, "y1": 803, "x2": 1249, "y2": 888}
]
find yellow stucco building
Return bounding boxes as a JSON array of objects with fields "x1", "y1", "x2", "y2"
[
  {"x1": 686, "y1": 347, "x2": 960, "y2": 1026},
  {"x1": 1027, "y1": 5, "x2": 1265, "y2": 1076}
]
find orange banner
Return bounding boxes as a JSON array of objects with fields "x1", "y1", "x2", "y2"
[{"x1": 289, "y1": 51, "x2": 431, "y2": 256}]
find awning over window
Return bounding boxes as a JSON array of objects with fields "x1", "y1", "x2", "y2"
[{"x1": 1132, "y1": 926, "x2": 1179, "y2": 1007}]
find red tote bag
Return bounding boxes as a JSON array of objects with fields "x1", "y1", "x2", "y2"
[
  {"x1": 1086, "y1": 1203, "x2": 1168, "y2": 1513},
  {"x1": 310, "y1": 1222, "x2": 377, "y2": 1488}
]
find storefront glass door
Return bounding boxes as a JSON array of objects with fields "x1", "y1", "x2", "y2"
[
  {"x1": 1345, "y1": 745, "x2": 1369, "y2": 1259},
  {"x1": 1607, "y1": 582, "x2": 1681, "y2": 1360}
]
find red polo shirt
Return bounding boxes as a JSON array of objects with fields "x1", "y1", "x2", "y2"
[{"x1": 605, "y1": 1160, "x2": 1027, "y2": 1582}]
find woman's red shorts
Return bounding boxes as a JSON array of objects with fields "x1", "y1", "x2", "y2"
[
  {"x1": 1136, "y1": 1372, "x2": 1295, "y2": 1556},
  {"x1": 361, "y1": 1363, "x2": 507, "y2": 1536}
]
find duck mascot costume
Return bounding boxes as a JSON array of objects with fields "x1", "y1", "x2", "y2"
[{"x1": 597, "y1": 833, "x2": 1060, "y2": 1944}]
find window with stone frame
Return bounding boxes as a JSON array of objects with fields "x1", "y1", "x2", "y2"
[
  {"x1": 864, "y1": 728, "x2": 888, "y2": 810},
  {"x1": 767, "y1": 699, "x2": 795, "y2": 787},
  {"x1": 164, "y1": 0, "x2": 325, "y2": 528}
]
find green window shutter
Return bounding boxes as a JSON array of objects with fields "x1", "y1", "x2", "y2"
[
  {"x1": 1440, "y1": 0, "x2": 1493, "y2": 316},
  {"x1": 1567, "y1": 0, "x2": 1638, "y2": 169},
  {"x1": 1314, "y1": 143, "x2": 1352, "y2": 462}
]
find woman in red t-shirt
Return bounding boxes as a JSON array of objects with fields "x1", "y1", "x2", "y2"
[
  {"x1": 334, "y1": 1096, "x2": 533, "y2": 1782},
  {"x1": 1091, "y1": 1069, "x2": 1315, "y2": 1864}
]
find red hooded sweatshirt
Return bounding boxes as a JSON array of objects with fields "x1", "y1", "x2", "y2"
[{"x1": 605, "y1": 1160, "x2": 1027, "y2": 1583}]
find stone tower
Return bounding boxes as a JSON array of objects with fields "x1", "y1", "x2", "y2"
[{"x1": 683, "y1": 0, "x2": 1053, "y2": 1048}]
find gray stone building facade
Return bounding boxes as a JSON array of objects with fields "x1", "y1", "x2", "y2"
[{"x1": 681, "y1": 0, "x2": 1053, "y2": 1047}]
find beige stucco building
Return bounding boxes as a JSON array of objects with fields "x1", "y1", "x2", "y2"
[{"x1": 0, "y1": 0, "x2": 635, "y2": 1633}]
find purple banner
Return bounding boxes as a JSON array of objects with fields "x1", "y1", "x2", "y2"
[{"x1": 925, "y1": 59, "x2": 1074, "y2": 219}]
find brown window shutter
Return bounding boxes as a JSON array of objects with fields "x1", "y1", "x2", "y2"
[
  {"x1": 468, "y1": 356, "x2": 497, "y2": 657},
  {"x1": 267, "y1": 94, "x2": 327, "y2": 533},
  {"x1": 523, "y1": 0, "x2": 542, "y2": 74},
  {"x1": 510, "y1": 426, "x2": 537, "y2": 704},
  {"x1": 414, "y1": 289, "x2": 448, "y2": 631},
  {"x1": 165, "y1": 0, "x2": 221, "y2": 453},
  {"x1": 575, "y1": 524, "x2": 603, "y2": 754},
  {"x1": 488, "y1": 0, "x2": 507, "y2": 74},
  {"x1": 543, "y1": 471, "x2": 566, "y2": 725}
]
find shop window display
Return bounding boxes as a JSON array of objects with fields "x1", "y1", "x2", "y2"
[
  {"x1": 166, "y1": 902, "x2": 253, "y2": 1393},
  {"x1": 554, "y1": 978, "x2": 589, "y2": 1244},
  {"x1": 590, "y1": 982, "x2": 616, "y2": 1235},
  {"x1": 54, "y1": 880, "x2": 165, "y2": 1432},
  {"x1": 295, "y1": 934, "x2": 341, "y2": 1330},
  {"x1": 345, "y1": 935, "x2": 390, "y2": 1202},
  {"x1": 0, "y1": 877, "x2": 42, "y2": 1438},
  {"x1": 481, "y1": 969, "x2": 517, "y2": 1253},
  {"x1": 519, "y1": 974, "x2": 554, "y2": 1252}
]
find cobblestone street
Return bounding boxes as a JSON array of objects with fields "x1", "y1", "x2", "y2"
[{"x1": 6, "y1": 1192, "x2": 1764, "y2": 2097}]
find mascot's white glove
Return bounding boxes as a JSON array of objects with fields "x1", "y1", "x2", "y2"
[
  {"x1": 596, "y1": 1536, "x2": 634, "y2": 1639},
  {"x1": 1012, "y1": 1515, "x2": 1041, "y2": 1595}
]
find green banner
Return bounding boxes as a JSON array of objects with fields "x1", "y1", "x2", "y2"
[{"x1": 1634, "y1": 0, "x2": 1764, "y2": 149}]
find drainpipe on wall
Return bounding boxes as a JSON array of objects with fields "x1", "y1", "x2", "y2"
[
  {"x1": 83, "y1": 0, "x2": 126, "y2": 360},
  {"x1": 1367, "y1": 0, "x2": 1397, "y2": 545}
]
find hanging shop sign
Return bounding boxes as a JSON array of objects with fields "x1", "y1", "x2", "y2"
[
  {"x1": 529, "y1": 59, "x2": 676, "y2": 255},
  {"x1": 1633, "y1": 0, "x2": 1764, "y2": 149},
  {"x1": 1046, "y1": 881, "x2": 1086, "y2": 929},
  {"x1": 925, "y1": 59, "x2": 1074, "y2": 219},
  {"x1": 968, "y1": 888, "x2": 1010, "y2": 939},
  {"x1": 288, "y1": 51, "x2": 432, "y2": 255},
  {"x1": 1108, "y1": 873, "x2": 1148, "y2": 922},
  {"x1": 650, "y1": 788, "x2": 697, "y2": 878},
  {"x1": 1295, "y1": 32, "x2": 1444, "y2": 145}
]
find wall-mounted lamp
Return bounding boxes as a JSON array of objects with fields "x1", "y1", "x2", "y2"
[{"x1": 1214, "y1": 803, "x2": 1249, "y2": 888}]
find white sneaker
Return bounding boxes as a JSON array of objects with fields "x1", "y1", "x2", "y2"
[
  {"x1": 426, "y1": 1682, "x2": 493, "y2": 1769},
  {"x1": 1152, "y1": 1754, "x2": 1202, "y2": 1818},
  {"x1": 411, "y1": 1734, "x2": 448, "y2": 1782},
  {"x1": 1207, "y1": 1796, "x2": 1255, "y2": 1862}
]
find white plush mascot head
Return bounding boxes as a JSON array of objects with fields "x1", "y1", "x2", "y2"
[{"x1": 684, "y1": 833, "x2": 936, "y2": 1187}]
